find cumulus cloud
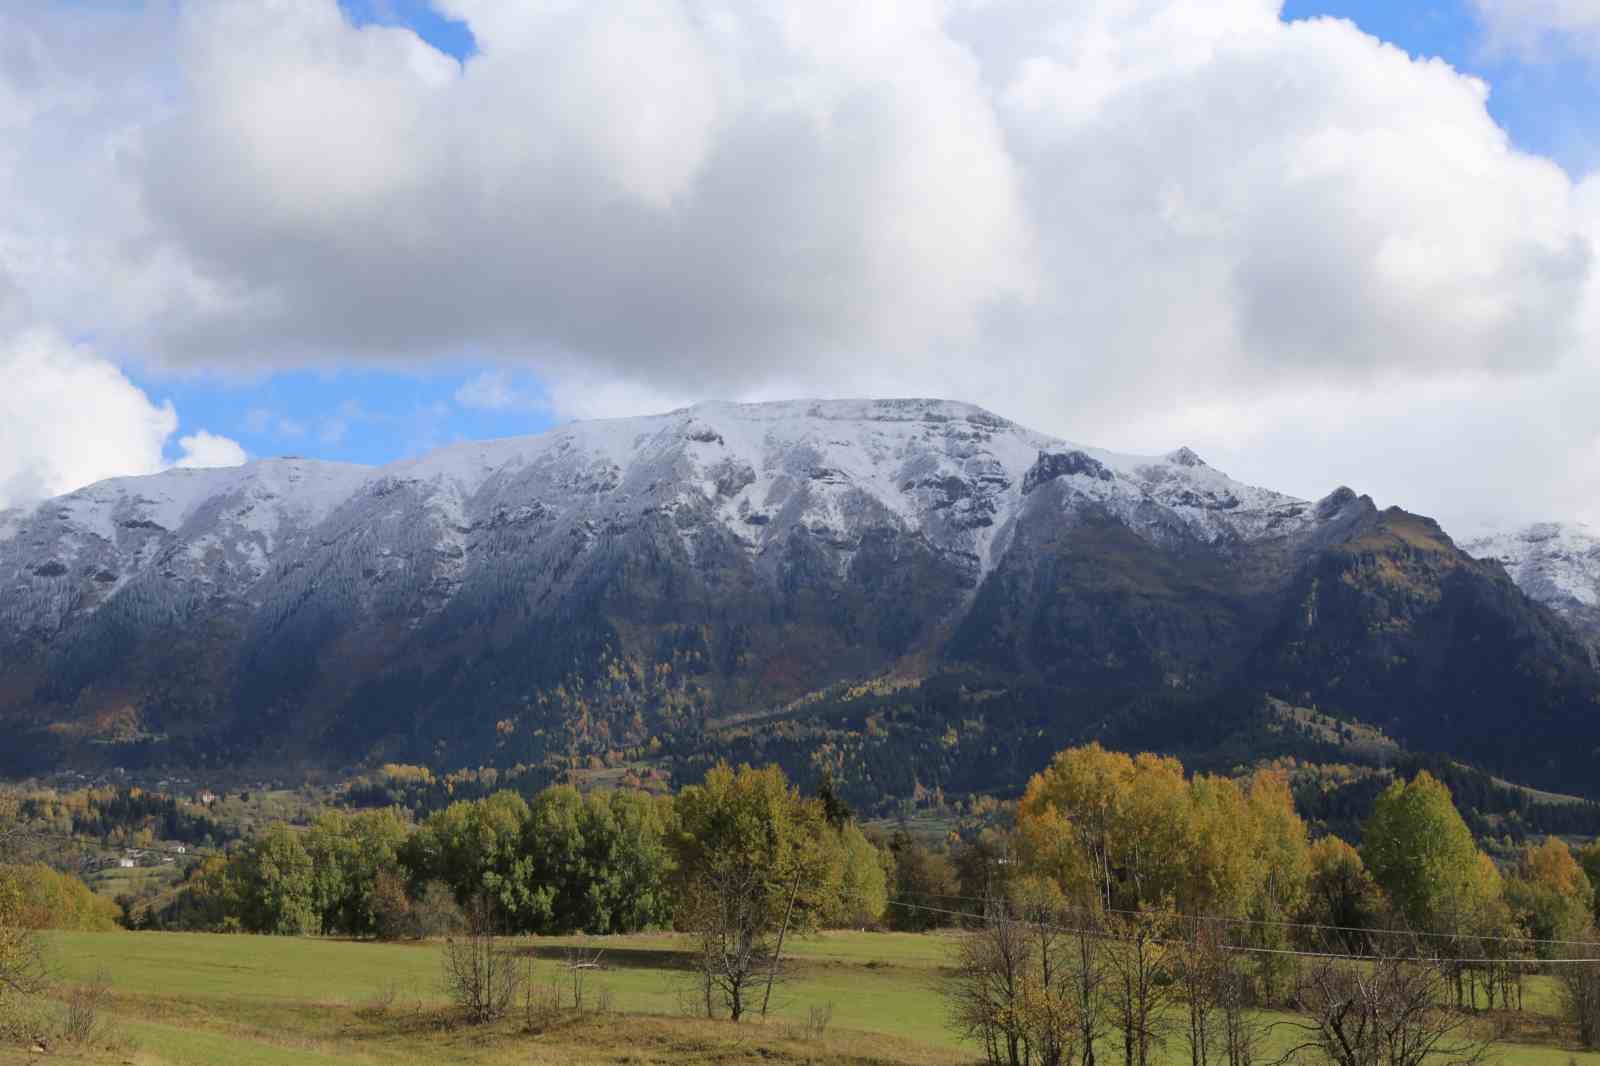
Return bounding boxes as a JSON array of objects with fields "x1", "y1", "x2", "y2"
[
  {"x1": 0, "y1": 1, "x2": 1598, "y2": 525},
  {"x1": 175, "y1": 430, "x2": 249, "y2": 469},
  {"x1": 0, "y1": 328, "x2": 245, "y2": 509}
]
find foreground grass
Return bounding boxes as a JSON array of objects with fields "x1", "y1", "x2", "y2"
[{"x1": 11, "y1": 930, "x2": 1600, "y2": 1065}]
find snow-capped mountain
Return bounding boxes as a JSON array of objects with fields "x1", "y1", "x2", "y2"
[
  {"x1": 0, "y1": 399, "x2": 1334, "y2": 649},
  {"x1": 1460, "y1": 522, "x2": 1600, "y2": 645},
  {"x1": 1, "y1": 398, "x2": 1596, "y2": 797}
]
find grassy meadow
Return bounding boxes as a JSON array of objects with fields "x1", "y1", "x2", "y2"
[{"x1": 2, "y1": 929, "x2": 1598, "y2": 1065}]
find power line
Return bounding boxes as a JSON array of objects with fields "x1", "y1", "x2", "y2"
[
  {"x1": 887, "y1": 899, "x2": 1600, "y2": 966},
  {"x1": 891, "y1": 888, "x2": 1600, "y2": 952}
]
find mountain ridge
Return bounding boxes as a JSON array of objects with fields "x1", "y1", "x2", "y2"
[{"x1": 2, "y1": 398, "x2": 1596, "y2": 801}]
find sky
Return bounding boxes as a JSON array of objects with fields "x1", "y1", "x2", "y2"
[{"x1": 1, "y1": 0, "x2": 1598, "y2": 532}]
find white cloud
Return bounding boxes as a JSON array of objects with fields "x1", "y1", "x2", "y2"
[
  {"x1": 0, "y1": 1, "x2": 1598, "y2": 525},
  {"x1": 1474, "y1": 0, "x2": 1600, "y2": 59},
  {"x1": 175, "y1": 429, "x2": 248, "y2": 469},
  {"x1": 0, "y1": 327, "x2": 244, "y2": 509},
  {"x1": 454, "y1": 370, "x2": 542, "y2": 413}
]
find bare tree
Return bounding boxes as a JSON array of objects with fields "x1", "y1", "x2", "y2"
[
  {"x1": 561, "y1": 944, "x2": 605, "y2": 1013},
  {"x1": 684, "y1": 862, "x2": 773, "y2": 1023},
  {"x1": 1556, "y1": 935, "x2": 1600, "y2": 1051},
  {"x1": 1065, "y1": 912, "x2": 1109, "y2": 1066},
  {"x1": 1277, "y1": 933, "x2": 1493, "y2": 1066},
  {"x1": 1106, "y1": 911, "x2": 1174, "y2": 1066},
  {"x1": 947, "y1": 893, "x2": 1084, "y2": 1066},
  {"x1": 1177, "y1": 924, "x2": 1225, "y2": 1066},
  {"x1": 1215, "y1": 947, "x2": 1264, "y2": 1066},
  {"x1": 439, "y1": 896, "x2": 521, "y2": 1024},
  {"x1": 948, "y1": 896, "x2": 1039, "y2": 1066},
  {"x1": 1175, "y1": 922, "x2": 1264, "y2": 1066}
]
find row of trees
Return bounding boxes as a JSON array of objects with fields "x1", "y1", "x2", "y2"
[
  {"x1": 158, "y1": 771, "x2": 888, "y2": 954},
  {"x1": 423, "y1": 762, "x2": 893, "y2": 1026},
  {"x1": 943, "y1": 744, "x2": 1600, "y2": 1066},
  {"x1": 13, "y1": 786, "x2": 234, "y2": 851}
]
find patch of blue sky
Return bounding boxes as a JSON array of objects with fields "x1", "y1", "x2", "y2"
[
  {"x1": 1284, "y1": 0, "x2": 1600, "y2": 176},
  {"x1": 337, "y1": 0, "x2": 475, "y2": 60},
  {"x1": 136, "y1": 367, "x2": 556, "y2": 469}
]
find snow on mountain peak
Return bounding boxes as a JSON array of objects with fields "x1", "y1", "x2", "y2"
[
  {"x1": 1, "y1": 398, "x2": 1328, "y2": 557},
  {"x1": 0, "y1": 399, "x2": 1341, "y2": 636},
  {"x1": 1461, "y1": 521, "x2": 1600, "y2": 611},
  {"x1": 1165, "y1": 447, "x2": 1207, "y2": 468}
]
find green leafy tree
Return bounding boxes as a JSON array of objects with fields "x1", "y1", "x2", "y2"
[
  {"x1": 301, "y1": 808, "x2": 412, "y2": 936},
  {"x1": 242, "y1": 824, "x2": 316, "y2": 935},
  {"x1": 584, "y1": 789, "x2": 674, "y2": 934},
  {"x1": 671, "y1": 762, "x2": 832, "y2": 1020},
  {"x1": 401, "y1": 792, "x2": 528, "y2": 907},
  {"x1": 1361, "y1": 772, "x2": 1499, "y2": 933},
  {"x1": 344, "y1": 808, "x2": 411, "y2": 935},
  {"x1": 304, "y1": 812, "x2": 353, "y2": 935},
  {"x1": 514, "y1": 785, "x2": 587, "y2": 932},
  {"x1": 886, "y1": 829, "x2": 958, "y2": 931},
  {"x1": 1360, "y1": 766, "x2": 1509, "y2": 1010},
  {"x1": 824, "y1": 822, "x2": 889, "y2": 927},
  {"x1": 494, "y1": 786, "x2": 675, "y2": 935},
  {"x1": 1580, "y1": 840, "x2": 1600, "y2": 925}
]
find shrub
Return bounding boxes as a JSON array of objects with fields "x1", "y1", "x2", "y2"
[
  {"x1": 440, "y1": 898, "x2": 520, "y2": 1024},
  {"x1": 61, "y1": 972, "x2": 111, "y2": 1046},
  {"x1": 412, "y1": 881, "x2": 465, "y2": 939}
]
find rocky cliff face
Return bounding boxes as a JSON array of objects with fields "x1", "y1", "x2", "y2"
[{"x1": 2, "y1": 399, "x2": 1596, "y2": 796}]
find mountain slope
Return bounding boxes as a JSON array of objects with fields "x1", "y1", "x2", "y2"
[
  {"x1": 2, "y1": 399, "x2": 1597, "y2": 797},
  {"x1": 1460, "y1": 522, "x2": 1600, "y2": 651}
]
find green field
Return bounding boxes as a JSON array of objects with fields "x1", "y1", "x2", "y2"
[
  {"x1": 4, "y1": 930, "x2": 1598, "y2": 1065},
  {"x1": 84, "y1": 864, "x2": 184, "y2": 899}
]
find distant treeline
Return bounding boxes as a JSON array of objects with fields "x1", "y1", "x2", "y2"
[
  {"x1": 1291, "y1": 752, "x2": 1600, "y2": 843},
  {"x1": 342, "y1": 763, "x2": 561, "y2": 818},
  {"x1": 16, "y1": 787, "x2": 236, "y2": 849}
]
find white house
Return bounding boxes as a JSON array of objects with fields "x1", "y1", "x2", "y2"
[{"x1": 117, "y1": 858, "x2": 135, "y2": 869}]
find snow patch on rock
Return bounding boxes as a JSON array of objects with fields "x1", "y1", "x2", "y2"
[{"x1": 1460, "y1": 521, "x2": 1600, "y2": 611}]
